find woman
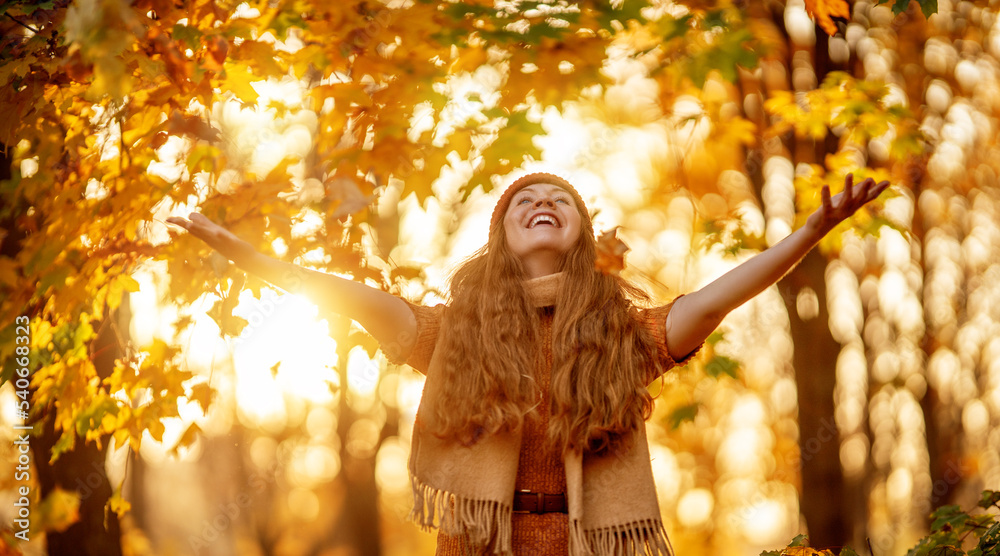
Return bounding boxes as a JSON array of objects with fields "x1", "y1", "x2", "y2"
[{"x1": 168, "y1": 171, "x2": 889, "y2": 555}]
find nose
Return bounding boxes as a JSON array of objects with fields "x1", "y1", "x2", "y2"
[{"x1": 534, "y1": 197, "x2": 555, "y2": 208}]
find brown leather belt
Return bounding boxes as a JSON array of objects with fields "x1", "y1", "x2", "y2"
[{"x1": 512, "y1": 490, "x2": 567, "y2": 514}]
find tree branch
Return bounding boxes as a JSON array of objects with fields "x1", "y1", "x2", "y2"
[{"x1": 5, "y1": 13, "x2": 41, "y2": 34}]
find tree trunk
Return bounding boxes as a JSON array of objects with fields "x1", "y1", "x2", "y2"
[
  {"x1": 781, "y1": 250, "x2": 850, "y2": 548},
  {"x1": 32, "y1": 412, "x2": 123, "y2": 556},
  {"x1": 1, "y1": 145, "x2": 119, "y2": 555},
  {"x1": 331, "y1": 318, "x2": 382, "y2": 556},
  {"x1": 30, "y1": 300, "x2": 128, "y2": 556},
  {"x1": 770, "y1": 16, "x2": 854, "y2": 548},
  {"x1": 3, "y1": 132, "x2": 129, "y2": 555}
]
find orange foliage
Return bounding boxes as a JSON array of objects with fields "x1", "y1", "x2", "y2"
[{"x1": 804, "y1": 0, "x2": 851, "y2": 35}]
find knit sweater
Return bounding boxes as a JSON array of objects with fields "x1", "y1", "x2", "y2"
[{"x1": 390, "y1": 273, "x2": 697, "y2": 555}]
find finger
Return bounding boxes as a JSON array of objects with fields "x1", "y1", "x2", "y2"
[
  {"x1": 166, "y1": 217, "x2": 189, "y2": 230},
  {"x1": 189, "y1": 212, "x2": 210, "y2": 224},
  {"x1": 842, "y1": 173, "x2": 855, "y2": 207},
  {"x1": 821, "y1": 183, "x2": 832, "y2": 214},
  {"x1": 857, "y1": 177, "x2": 874, "y2": 207},
  {"x1": 870, "y1": 180, "x2": 891, "y2": 201}
]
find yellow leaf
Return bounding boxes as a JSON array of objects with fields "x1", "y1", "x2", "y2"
[
  {"x1": 100, "y1": 412, "x2": 116, "y2": 433},
  {"x1": 118, "y1": 274, "x2": 140, "y2": 293},
  {"x1": 223, "y1": 63, "x2": 260, "y2": 105},
  {"x1": 231, "y1": 40, "x2": 283, "y2": 76},
  {"x1": 170, "y1": 422, "x2": 203, "y2": 455},
  {"x1": 188, "y1": 382, "x2": 213, "y2": 411},
  {"x1": 37, "y1": 488, "x2": 80, "y2": 533},
  {"x1": 716, "y1": 116, "x2": 756, "y2": 146},
  {"x1": 825, "y1": 149, "x2": 858, "y2": 174},
  {"x1": 89, "y1": 57, "x2": 132, "y2": 101},
  {"x1": 108, "y1": 489, "x2": 131, "y2": 517},
  {"x1": 113, "y1": 427, "x2": 130, "y2": 448},
  {"x1": 450, "y1": 46, "x2": 488, "y2": 74},
  {"x1": 128, "y1": 433, "x2": 142, "y2": 453},
  {"x1": 290, "y1": 44, "x2": 331, "y2": 79},
  {"x1": 313, "y1": 83, "x2": 373, "y2": 108}
]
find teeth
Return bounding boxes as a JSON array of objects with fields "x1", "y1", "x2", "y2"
[{"x1": 529, "y1": 214, "x2": 558, "y2": 228}]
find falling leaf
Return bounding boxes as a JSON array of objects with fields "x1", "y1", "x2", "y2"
[{"x1": 595, "y1": 227, "x2": 628, "y2": 276}]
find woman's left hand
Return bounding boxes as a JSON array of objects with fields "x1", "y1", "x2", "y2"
[
  {"x1": 808, "y1": 173, "x2": 892, "y2": 237},
  {"x1": 665, "y1": 172, "x2": 891, "y2": 360}
]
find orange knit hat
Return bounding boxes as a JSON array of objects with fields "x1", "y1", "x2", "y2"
[{"x1": 489, "y1": 172, "x2": 590, "y2": 230}]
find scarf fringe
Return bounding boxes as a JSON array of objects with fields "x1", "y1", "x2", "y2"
[
  {"x1": 569, "y1": 518, "x2": 674, "y2": 556},
  {"x1": 408, "y1": 476, "x2": 513, "y2": 555}
]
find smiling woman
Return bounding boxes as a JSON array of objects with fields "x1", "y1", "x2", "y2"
[
  {"x1": 502, "y1": 177, "x2": 585, "y2": 279},
  {"x1": 167, "y1": 170, "x2": 889, "y2": 556}
]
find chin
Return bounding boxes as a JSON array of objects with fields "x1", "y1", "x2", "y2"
[{"x1": 528, "y1": 238, "x2": 573, "y2": 253}]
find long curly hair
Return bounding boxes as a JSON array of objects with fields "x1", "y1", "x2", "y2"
[{"x1": 429, "y1": 197, "x2": 663, "y2": 456}]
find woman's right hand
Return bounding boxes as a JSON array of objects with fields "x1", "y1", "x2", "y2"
[
  {"x1": 168, "y1": 213, "x2": 418, "y2": 363},
  {"x1": 166, "y1": 212, "x2": 257, "y2": 264}
]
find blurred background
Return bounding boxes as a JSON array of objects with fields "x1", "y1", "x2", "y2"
[{"x1": 0, "y1": 0, "x2": 998, "y2": 554}]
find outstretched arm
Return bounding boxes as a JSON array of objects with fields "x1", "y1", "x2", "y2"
[
  {"x1": 664, "y1": 174, "x2": 891, "y2": 361},
  {"x1": 166, "y1": 213, "x2": 417, "y2": 358}
]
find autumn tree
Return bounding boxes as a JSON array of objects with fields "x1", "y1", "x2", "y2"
[
  {"x1": 0, "y1": 0, "x2": 736, "y2": 552},
  {"x1": 12, "y1": 0, "x2": 1000, "y2": 555}
]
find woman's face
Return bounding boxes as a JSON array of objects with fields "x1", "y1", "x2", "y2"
[{"x1": 503, "y1": 182, "x2": 582, "y2": 276}]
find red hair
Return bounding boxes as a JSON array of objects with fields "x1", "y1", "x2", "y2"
[{"x1": 427, "y1": 183, "x2": 662, "y2": 455}]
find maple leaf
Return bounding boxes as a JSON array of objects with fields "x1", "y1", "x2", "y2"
[
  {"x1": 885, "y1": 0, "x2": 938, "y2": 17},
  {"x1": 804, "y1": 0, "x2": 850, "y2": 35},
  {"x1": 187, "y1": 382, "x2": 213, "y2": 411},
  {"x1": 705, "y1": 355, "x2": 740, "y2": 379},
  {"x1": 170, "y1": 422, "x2": 203, "y2": 455},
  {"x1": 324, "y1": 175, "x2": 373, "y2": 219},
  {"x1": 668, "y1": 403, "x2": 699, "y2": 429},
  {"x1": 167, "y1": 111, "x2": 221, "y2": 142},
  {"x1": 782, "y1": 548, "x2": 834, "y2": 556},
  {"x1": 108, "y1": 489, "x2": 131, "y2": 517},
  {"x1": 595, "y1": 227, "x2": 628, "y2": 276},
  {"x1": 206, "y1": 34, "x2": 229, "y2": 69}
]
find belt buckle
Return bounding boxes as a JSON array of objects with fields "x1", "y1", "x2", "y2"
[{"x1": 513, "y1": 489, "x2": 537, "y2": 514}]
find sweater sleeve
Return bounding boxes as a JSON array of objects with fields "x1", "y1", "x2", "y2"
[
  {"x1": 638, "y1": 295, "x2": 703, "y2": 380},
  {"x1": 382, "y1": 298, "x2": 444, "y2": 375}
]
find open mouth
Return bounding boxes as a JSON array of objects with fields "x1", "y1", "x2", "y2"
[{"x1": 527, "y1": 213, "x2": 561, "y2": 228}]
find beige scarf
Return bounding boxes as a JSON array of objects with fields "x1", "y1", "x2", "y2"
[{"x1": 408, "y1": 272, "x2": 674, "y2": 556}]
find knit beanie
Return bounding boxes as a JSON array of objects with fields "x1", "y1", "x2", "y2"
[{"x1": 489, "y1": 172, "x2": 591, "y2": 232}]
